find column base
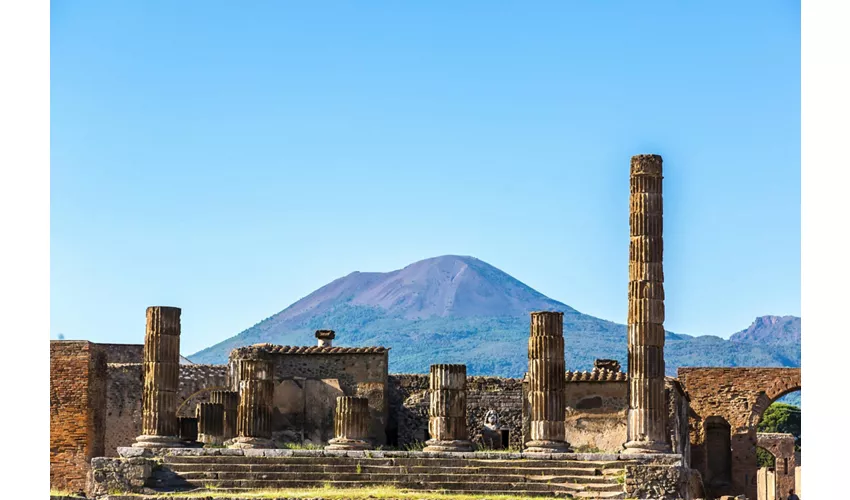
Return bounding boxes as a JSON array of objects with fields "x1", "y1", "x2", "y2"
[
  {"x1": 524, "y1": 440, "x2": 572, "y2": 453},
  {"x1": 227, "y1": 436, "x2": 276, "y2": 449},
  {"x1": 198, "y1": 433, "x2": 224, "y2": 446},
  {"x1": 132, "y1": 435, "x2": 184, "y2": 448},
  {"x1": 325, "y1": 438, "x2": 372, "y2": 451},
  {"x1": 423, "y1": 439, "x2": 474, "y2": 453},
  {"x1": 622, "y1": 439, "x2": 671, "y2": 454}
]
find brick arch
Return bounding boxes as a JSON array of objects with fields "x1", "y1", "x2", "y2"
[
  {"x1": 176, "y1": 386, "x2": 228, "y2": 418},
  {"x1": 678, "y1": 367, "x2": 801, "y2": 500},
  {"x1": 748, "y1": 374, "x2": 801, "y2": 429}
]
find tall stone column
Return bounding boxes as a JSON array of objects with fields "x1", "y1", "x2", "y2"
[
  {"x1": 624, "y1": 154, "x2": 671, "y2": 454},
  {"x1": 229, "y1": 357, "x2": 275, "y2": 449},
  {"x1": 210, "y1": 390, "x2": 239, "y2": 440},
  {"x1": 525, "y1": 311, "x2": 571, "y2": 453},
  {"x1": 423, "y1": 364, "x2": 473, "y2": 452},
  {"x1": 325, "y1": 397, "x2": 372, "y2": 450},
  {"x1": 133, "y1": 306, "x2": 184, "y2": 448}
]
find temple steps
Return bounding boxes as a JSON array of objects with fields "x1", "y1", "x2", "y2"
[
  {"x1": 164, "y1": 463, "x2": 613, "y2": 476},
  {"x1": 146, "y1": 455, "x2": 629, "y2": 498}
]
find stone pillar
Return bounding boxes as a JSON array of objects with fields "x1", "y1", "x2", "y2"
[
  {"x1": 178, "y1": 417, "x2": 198, "y2": 445},
  {"x1": 525, "y1": 311, "x2": 571, "y2": 453},
  {"x1": 624, "y1": 154, "x2": 671, "y2": 454},
  {"x1": 210, "y1": 390, "x2": 239, "y2": 440},
  {"x1": 423, "y1": 364, "x2": 473, "y2": 452},
  {"x1": 325, "y1": 397, "x2": 371, "y2": 450},
  {"x1": 197, "y1": 402, "x2": 225, "y2": 446},
  {"x1": 133, "y1": 306, "x2": 184, "y2": 448},
  {"x1": 229, "y1": 357, "x2": 275, "y2": 449}
]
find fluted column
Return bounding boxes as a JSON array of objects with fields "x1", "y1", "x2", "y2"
[
  {"x1": 624, "y1": 154, "x2": 671, "y2": 454},
  {"x1": 325, "y1": 397, "x2": 372, "y2": 450},
  {"x1": 229, "y1": 357, "x2": 275, "y2": 449},
  {"x1": 423, "y1": 364, "x2": 473, "y2": 452},
  {"x1": 178, "y1": 417, "x2": 198, "y2": 445},
  {"x1": 210, "y1": 390, "x2": 239, "y2": 440},
  {"x1": 197, "y1": 402, "x2": 225, "y2": 446},
  {"x1": 525, "y1": 311, "x2": 571, "y2": 453},
  {"x1": 133, "y1": 306, "x2": 184, "y2": 448}
]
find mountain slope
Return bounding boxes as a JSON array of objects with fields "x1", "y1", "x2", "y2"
[
  {"x1": 189, "y1": 255, "x2": 800, "y2": 377},
  {"x1": 729, "y1": 315, "x2": 801, "y2": 344}
]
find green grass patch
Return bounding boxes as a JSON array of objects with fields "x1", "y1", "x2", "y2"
[{"x1": 49, "y1": 490, "x2": 85, "y2": 498}]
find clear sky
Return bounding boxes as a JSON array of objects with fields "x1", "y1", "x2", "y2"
[{"x1": 50, "y1": 1, "x2": 801, "y2": 356}]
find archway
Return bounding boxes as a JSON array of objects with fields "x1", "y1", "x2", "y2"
[{"x1": 704, "y1": 416, "x2": 733, "y2": 489}]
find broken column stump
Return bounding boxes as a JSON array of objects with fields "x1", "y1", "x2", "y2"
[
  {"x1": 133, "y1": 306, "x2": 184, "y2": 448},
  {"x1": 423, "y1": 364, "x2": 473, "y2": 452},
  {"x1": 229, "y1": 357, "x2": 275, "y2": 449},
  {"x1": 525, "y1": 311, "x2": 571, "y2": 453},
  {"x1": 325, "y1": 396, "x2": 372, "y2": 451},
  {"x1": 210, "y1": 390, "x2": 239, "y2": 440},
  {"x1": 197, "y1": 402, "x2": 225, "y2": 446}
]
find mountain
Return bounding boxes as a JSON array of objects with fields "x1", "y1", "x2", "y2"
[
  {"x1": 189, "y1": 255, "x2": 801, "y2": 377},
  {"x1": 729, "y1": 315, "x2": 801, "y2": 344}
]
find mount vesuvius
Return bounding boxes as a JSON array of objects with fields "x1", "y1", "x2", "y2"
[{"x1": 188, "y1": 255, "x2": 800, "y2": 377}]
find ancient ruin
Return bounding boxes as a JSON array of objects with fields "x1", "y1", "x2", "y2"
[
  {"x1": 132, "y1": 306, "x2": 183, "y2": 449},
  {"x1": 47, "y1": 153, "x2": 800, "y2": 500},
  {"x1": 209, "y1": 390, "x2": 239, "y2": 440},
  {"x1": 230, "y1": 356, "x2": 276, "y2": 449},
  {"x1": 624, "y1": 154, "x2": 671, "y2": 455},
  {"x1": 423, "y1": 364, "x2": 473, "y2": 452},
  {"x1": 196, "y1": 402, "x2": 224, "y2": 445},
  {"x1": 325, "y1": 396, "x2": 372, "y2": 450},
  {"x1": 525, "y1": 311, "x2": 571, "y2": 453}
]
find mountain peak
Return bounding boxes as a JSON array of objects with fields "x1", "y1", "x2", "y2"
[{"x1": 729, "y1": 315, "x2": 801, "y2": 344}]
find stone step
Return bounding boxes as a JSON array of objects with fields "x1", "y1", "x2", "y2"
[
  {"x1": 164, "y1": 463, "x2": 616, "y2": 476},
  {"x1": 171, "y1": 471, "x2": 620, "y2": 484},
  {"x1": 162, "y1": 455, "x2": 630, "y2": 469},
  {"x1": 105, "y1": 491, "x2": 626, "y2": 499},
  {"x1": 147, "y1": 478, "x2": 626, "y2": 493}
]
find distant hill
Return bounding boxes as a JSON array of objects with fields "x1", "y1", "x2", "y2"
[
  {"x1": 729, "y1": 315, "x2": 801, "y2": 344},
  {"x1": 189, "y1": 255, "x2": 800, "y2": 377}
]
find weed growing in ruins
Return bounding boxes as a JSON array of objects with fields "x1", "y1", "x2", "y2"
[
  {"x1": 403, "y1": 441, "x2": 427, "y2": 452},
  {"x1": 355, "y1": 462, "x2": 362, "y2": 474}
]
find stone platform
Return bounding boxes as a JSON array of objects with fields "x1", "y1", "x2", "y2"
[{"x1": 88, "y1": 448, "x2": 697, "y2": 499}]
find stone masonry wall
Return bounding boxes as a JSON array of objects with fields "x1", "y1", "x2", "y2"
[
  {"x1": 562, "y1": 379, "x2": 628, "y2": 453},
  {"x1": 103, "y1": 363, "x2": 228, "y2": 456},
  {"x1": 229, "y1": 348, "x2": 390, "y2": 446},
  {"x1": 50, "y1": 341, "x2": 107, "y2": 493},
  {"x1": 678, "y1": 367, "x2": 801, "y2": 499},
  {"x1": 388, "y1": 374, "x2": 525, "y2": 449}
]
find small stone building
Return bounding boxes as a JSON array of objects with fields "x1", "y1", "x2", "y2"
[{"x1": 228, "y1": 343, "x2": 390, "y2": 445}]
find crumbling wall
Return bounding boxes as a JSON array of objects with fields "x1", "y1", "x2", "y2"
[
  {"x1": 50, "y1": 341, "x2": 107, "y2": 493},
  {"x1": 229, "y1": 346, "x2": 390, "y2": 445},
  {"x1": 563, "y1": 378, "x2": 628, "y2": 453},
  {"x1": 389, "y1": 374, "x2": 525, "y2": 450},
  {"x1": 103, "y1": 363, "x2": 228, "y2": 456},
  {"x1": 678, "y1": 367, "x2": 801, "y2": 499}
]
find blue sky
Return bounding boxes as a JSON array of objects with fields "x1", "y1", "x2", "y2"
[{"x1": 50, "y1": 1, "x2": 801, "y2": 356}]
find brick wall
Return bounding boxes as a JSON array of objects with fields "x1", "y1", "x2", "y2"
[
  {"x1": 678, "y1": 367, "x2": 801, "y2": 499},
  {"x1": 50, "y1": 341, "x2": 107, "y2": 493}
]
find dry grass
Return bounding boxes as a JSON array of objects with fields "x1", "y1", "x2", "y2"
[{"x1": 135, "y1": 484, "x2": 546, "y2": 499}]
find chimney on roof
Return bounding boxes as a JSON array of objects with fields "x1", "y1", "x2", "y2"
[{"x1": 316, "y1": 330, "x2": 335, "y2": 347}]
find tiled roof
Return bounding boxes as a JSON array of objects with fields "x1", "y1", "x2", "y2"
[
  {"x1": 565, "y1": 368, "x2": 627, "y2": 382},
  {"x1": 232, "y1": 343, "x2": 388, "y2": 357}
]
